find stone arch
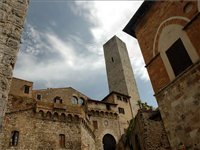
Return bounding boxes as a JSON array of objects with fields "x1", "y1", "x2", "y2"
[
  {"x1": 102, "y1": 134, "x2": 116, "y2": 150},
  {"x1": 67, "y1": 114, "x2": 72, "y2": 122},
  {"x1": 60, "y1": 113, "x2": 66, "y2": 121},
  {"x1": 71, "y1": 96, "x2": 78, "y2": 104},
  {"x1": 153, "y1": 16, "x2": 190, "y2": 56},
  {"x1": 157, "y1": 24, "x2": 199, "y2": 80},
  {"x1": 78, "y1": 97, "x2": 85, "y2": 106},
  {"x1": 46, "y1": 111, "x2": 52, "y2": 119},
  {"x1": 95, "y1": 111, "x2": 100, "y2": 116},
  {"x1": 74, "y1": 115, "x2": 80, "y2": 121},
  {"x1": 53, "y1": 112, "x2": 59, "y2": 121},
  {"x1": 38, "y1": 110, "x2": 44, "y2": 118},
  {"x1": 100, "y1": 111, "x2": 104, "y2": 116},
  {"x1": 91, "y1": 110, "x2": 95, "y2": 115},
  {"x1": 105, "y1": 112, "x2": 109, "y2": 116}
]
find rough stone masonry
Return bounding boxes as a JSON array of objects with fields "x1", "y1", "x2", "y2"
[{"x1": 0, "y1": 0, "x2": 29, "y2": 130}]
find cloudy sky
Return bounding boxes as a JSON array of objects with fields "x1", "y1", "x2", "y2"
[{"x1": 13, "y1": 0, "x2": 158, "y2": 107}]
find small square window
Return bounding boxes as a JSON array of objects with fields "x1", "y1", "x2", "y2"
[
  {"x1": 24, "y1": 85, "x2": 30, "y2": 94},
  {"x1": 36, "y1": 94, "x2": 41, "y2": 100},
  {"x1": 117, "y1": 96, "x2": 122, "y2": 100},
  {"x1": 118, "y1": 107, "x2": 125, "y2": 114},
  {"x1": 123, "y1": 97, "x2": 128, "y2": 102},
  {"x1": 106, "y1": 104, "x2": 111, "y2": 110}
]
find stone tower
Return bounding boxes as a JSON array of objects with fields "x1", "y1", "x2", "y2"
[
  {"x1": 103, "y1": 36, "x2": 140, "y2": 116},
  {"x1": 0, "y1": 0, "x2": 29, "y2": 130}
]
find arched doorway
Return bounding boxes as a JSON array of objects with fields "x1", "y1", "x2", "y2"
[{"x1": 103, "y1": 134, "x2": 116, "y2": 150}]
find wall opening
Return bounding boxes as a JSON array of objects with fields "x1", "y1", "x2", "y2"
[
  {"x1": 10, "y1": 131, "x2": 19, "y2": 146},
  {"x1": 59, "y1": 134, "x2": 65, "y2": 148},
  {"x1": 24, "y1": 85, "x2": 30, "y2": 94},
  {"x1": 103, "y1": 134, "x2": 116, "y2": 150},
  {"x1": 166, "y1": 38, "x2": 193, "y2": 76}
]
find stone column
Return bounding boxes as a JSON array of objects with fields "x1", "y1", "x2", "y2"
[{"x1": 0, "y1": 0, "x2": 29, "y2": 130}]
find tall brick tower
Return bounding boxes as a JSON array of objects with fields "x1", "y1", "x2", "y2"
[{"x1": 103, "y1": 35, "x2": 140, "y2": 116}]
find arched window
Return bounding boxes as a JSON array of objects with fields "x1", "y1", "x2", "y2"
[
  {"x1": 71, "y1": 96, "x2": 78, "y2": 104},
  {"x1": 10, "y1": 131, "x2": 19, "y2": 146},
  {"x1": 53, "y1": 96, "x2": 62, "y2": 104},
  {"x1": 46, "y1": 111, "x2": 52, "y2": 119},
  {"x1": 78, "y1": 97, "x2": 84, "y2": 105},
  {"x1": 158, "y1": 24, "x2": 199, "y2": 80}
]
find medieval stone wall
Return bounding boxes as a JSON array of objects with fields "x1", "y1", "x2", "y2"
[
  {"x1": 33, "y1": 87, "x2": 88, "y2": 106},
  {"x1": 156, "y1": 62, "x2": 200, "y2": 149},
  {"x1": 81, "y1": 125, "x2": 96, "y2": 150},
  {"x1": 0, "y1": 0, "x2": 29, "y2": 130},
  {"x1": 1, "y1": 110, "x2": 84, "y2": 150},
  {"x1": 0, "y1": 104, "x2": 96, "y2": 149},
  {"x1": 89, "y1": 114, "x2": 120, "y2": 150},
  {"x1": 9, "y1": 77, "x2": 33, "y2": 98},
  {"x1": 129, "y1": 110, "x2": 170, "y2": 150}
]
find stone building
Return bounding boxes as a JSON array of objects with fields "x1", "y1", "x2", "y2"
[
  {"x1": 0, "y1": 36, "x2": 139, "y2": 150},
  {"x1": 124, "y1": 1, "x2": 200, "y2": 149},
  {"x1": 128, "y1": 109, "x2": 170, "y2": 150}
]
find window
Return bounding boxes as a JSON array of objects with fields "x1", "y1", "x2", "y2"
[
  {"x1": 123, "y1": 97, "x2": 128, "y2": 102},
  {"x1": 166, "y1": 38, "x2": 193, "y2": 76},
  {"x1": 36, "y1": 94, "x2": 42, "y2": 100},
  {"x1": 106, "y1": 104, "x2": 111, "y2": 110},
  {"x1": 111, "y1": 57, "x2": 114, "y2": 62},
  {"x1": 10, "y1": 131, "x2": 19, "y2": 146},
  {"x1": 59, "y1": 134, "x2": 65, "y2": 148},
  {"x1": 117, "y1": 96, "x2": 122, "y2": 100},
  {"x1": 71, "y1": 96, "x2": 78, "y2": 104},
  {"x1": 93, "y1": 121, "x2": 98, "y2": 129},
  {"x1": 53, "y1": 96, "x2": 62, "y2": 103},
  {"x1": 118, "y1": 107, "x2": 125, "y2": 114},
  {"x1": 78, "y1": 98, "x2": 84, "y2": 106},
  {"x1": 24, "y1": 85, "x2": 30, "y2": 94}
]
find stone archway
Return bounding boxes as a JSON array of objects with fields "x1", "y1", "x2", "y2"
[{"x1": 102, "y1": 134, "x2": 116, "y2": 150}]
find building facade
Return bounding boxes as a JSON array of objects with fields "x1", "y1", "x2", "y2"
[{"x1": 124, "y1": 1, "x2": 200, "y2": 149}]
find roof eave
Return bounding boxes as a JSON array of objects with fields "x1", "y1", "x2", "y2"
[{"x1": 123, "y1": 1, "x2": 154, "y2": 38}]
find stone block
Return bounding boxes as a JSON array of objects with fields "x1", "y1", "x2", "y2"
[{"x1": 6, "y1": 37, "x2": 19, "y2": 49}]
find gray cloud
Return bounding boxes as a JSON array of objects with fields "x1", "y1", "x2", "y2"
[{"x1": 14, "y1": 1, "x2": 157, "y2": 107}]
